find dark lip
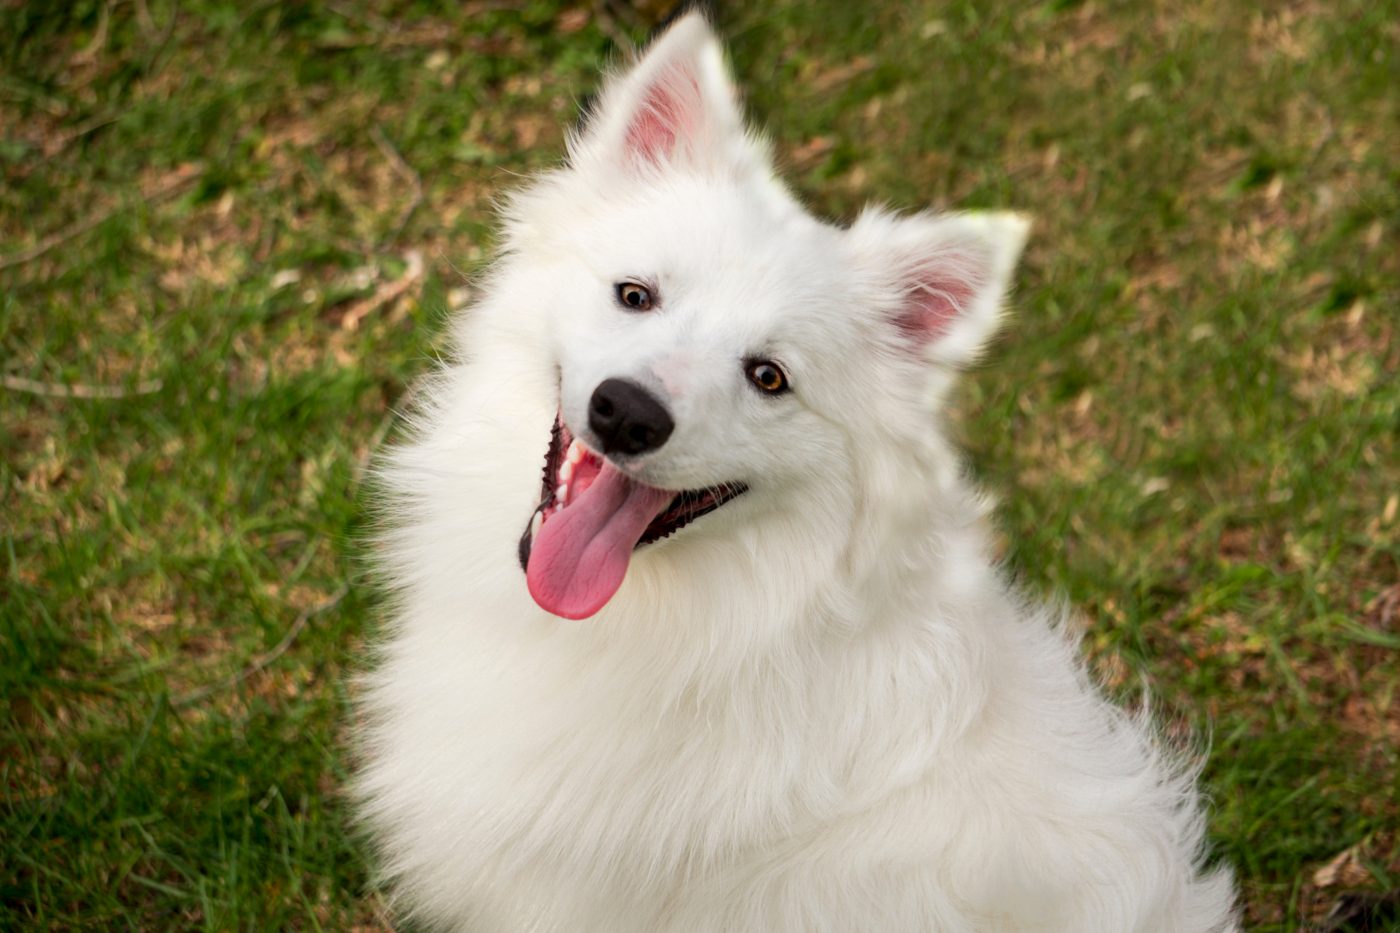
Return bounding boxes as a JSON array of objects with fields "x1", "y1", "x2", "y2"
[{"x1": 518, "y1": 416, "x2": 748, "y2": 571}]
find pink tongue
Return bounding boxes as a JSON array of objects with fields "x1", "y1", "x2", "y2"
[{"x1": 526, "y1": 461, "x2": 674, "y2": 619}]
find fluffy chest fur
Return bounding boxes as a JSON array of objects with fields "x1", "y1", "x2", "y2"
[{"x1": 355, "y1": 12, "x2": 1237, "y2": 932}]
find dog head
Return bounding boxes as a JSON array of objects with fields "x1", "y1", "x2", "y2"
[{"x1": 500, "y1": 13, "x2": 1028, "y2": 619}]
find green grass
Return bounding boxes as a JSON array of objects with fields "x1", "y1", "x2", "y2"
[{"x1": 2, "y1": 1, "x2": 1395, "y2": 929}]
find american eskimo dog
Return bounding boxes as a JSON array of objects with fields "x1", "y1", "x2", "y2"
[{"x1": 356, "y1": 12, "x2": 1237, "y2": 931}]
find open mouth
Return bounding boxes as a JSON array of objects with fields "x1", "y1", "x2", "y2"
[{"x1": 518, "y1": 416, "x2": 747, "y2": 620}]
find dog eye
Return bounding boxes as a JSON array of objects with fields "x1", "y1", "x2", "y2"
[
  {"x1": 745, "y1": 360, "x2": 789, "y2": 395},
  {"x1": 615, "y1": 282, "x2": 653, "y2": 311}
]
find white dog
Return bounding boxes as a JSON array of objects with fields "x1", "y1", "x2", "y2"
[{"x1": 356, "y1": 13, "x2": 1237, "y2": 931}]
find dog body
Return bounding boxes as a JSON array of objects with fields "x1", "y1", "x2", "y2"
[{"x1": 358, "y1": 15, "x2": 1237, "y2": 931}]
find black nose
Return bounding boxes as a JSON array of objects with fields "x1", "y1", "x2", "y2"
[{"x1": 588, "y1": 378, "x2": 674, "y2": 455}]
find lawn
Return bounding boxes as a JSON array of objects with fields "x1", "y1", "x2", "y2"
[{"x1": 2, "y1": 1, "x2": 1396, "y2": 929}]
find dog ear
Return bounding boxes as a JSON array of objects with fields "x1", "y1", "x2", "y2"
[
  {"x1": 574, "y1": 12, "x2": 749, "y2": 174},
  {"x1": 850, "y1": 210, "x2": 1031, "y2": 368}
]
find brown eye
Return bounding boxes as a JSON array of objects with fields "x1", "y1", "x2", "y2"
[
  {"x1": 615, "y1": 282, "x2": 653, "y2": 311},
  {"x1": 746, "y1": 360, "x2": 789, "y2": 395}
]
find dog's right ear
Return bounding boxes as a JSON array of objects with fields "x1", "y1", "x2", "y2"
[{"x1": 570, "y1": 12, "x2": 751, "y2": 176}]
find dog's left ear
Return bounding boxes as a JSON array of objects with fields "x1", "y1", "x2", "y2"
[
  {"x1": 850, "y1": 210, "x2": 1031, "y2": 368},
  {"x1": 573, "y1": 11, "x2": 751, "y2": 175}
]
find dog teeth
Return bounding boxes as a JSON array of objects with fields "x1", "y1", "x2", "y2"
[
  {"x1": 530, "y1": 511, "x2": 542, "y2": 537},
  {"x1": 559, "y1": 460, "x2": 573, "y2": 484},
  {"x1": 556, "y1": 483, "x2": 568, "y2": 505},
  {"x1": 566, "y1": 440, "x2": 583, "y2": 464}
]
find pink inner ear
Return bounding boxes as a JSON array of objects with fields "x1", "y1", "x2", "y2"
[
  {"x1": 895, "y1": 261, "x2": 981, "y2": 343},
  {"x1": 625, "y1": 66, "x2": 701, "y2": 165}
]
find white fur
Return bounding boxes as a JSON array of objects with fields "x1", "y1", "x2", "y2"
[{"x1": 356, "y1": 13, "x2": 1238, "y2": 931}]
